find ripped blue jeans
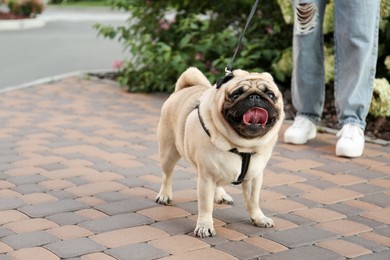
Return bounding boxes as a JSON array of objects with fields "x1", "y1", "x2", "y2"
[{"x1": 291, "y1": 0, "x2": 380, "y2": 130}]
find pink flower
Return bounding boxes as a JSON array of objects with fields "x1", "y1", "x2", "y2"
[
  {"x1": 195, "y1": 52, "x2": 204, "y2": 61},
  {"x1": 112, "y1": 60, "x2": 124, "y2": 70},
  {"x1": 159, "y1": 19, "x2": 170, "y2": 30},
  {"x1": 265, "y1": 26, "x2": 273, "y2": 35}
]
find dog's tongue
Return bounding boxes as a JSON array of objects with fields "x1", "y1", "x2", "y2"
[{"x1": 243, "y1": 107, "x2": 268, "y2": 126}]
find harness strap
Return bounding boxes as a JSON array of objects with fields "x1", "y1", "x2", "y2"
[{"x1": 195, "y1": 105, "x2": 254, "y2": 185}]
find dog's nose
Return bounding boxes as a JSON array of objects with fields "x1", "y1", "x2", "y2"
[{"x1": 249, "y1": 94, "x2": 261, "y2": 101}]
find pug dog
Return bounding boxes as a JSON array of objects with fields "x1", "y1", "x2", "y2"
[{"x1": 156, "y1": 67, "x2": 284, "y2": 238}]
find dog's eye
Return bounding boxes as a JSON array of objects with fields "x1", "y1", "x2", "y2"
[
  {"x1": 266, "y1": 91, "x2": 275, "y2": 100},
  {"x1": 230, "y1": 88, "x2": 244, "y2": 100}
]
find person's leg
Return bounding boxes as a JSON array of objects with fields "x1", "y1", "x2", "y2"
[
  {"x1": 285, "y1": 0, "x2": 326, "y2": 144},
  {"x1": 291, "y1": 0, "x2": 327, "y2": 124},
  {"x1": 333, "y1": 0, "x2": 380, "y2": 157},
  {"x1": 333, "y1": 0, "x2": 380, "y2": 129}
]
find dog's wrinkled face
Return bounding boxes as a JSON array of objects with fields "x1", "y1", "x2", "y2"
[{"x1": 220, "y1": 72, "x2": 282, "y2": 139}]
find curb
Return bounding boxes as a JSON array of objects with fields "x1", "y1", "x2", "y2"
[
  {"x1": 0, "y1": 17, "x2": 46, "y2": 31},
  {"x1": 0, "y1": 68, "x2": 115, "y2": 94}
]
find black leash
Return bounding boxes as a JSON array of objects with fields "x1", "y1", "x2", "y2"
[
  {"x1": 216, "y1": 0, "x2": 260, "y2": 89},
  {"x1": 225, "y1": 0, "x2": 260, "y2": 75}
]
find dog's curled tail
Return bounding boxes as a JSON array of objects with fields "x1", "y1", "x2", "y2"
[{"x1": 175, "y1": 67, "x2": 212, "y2": 92}]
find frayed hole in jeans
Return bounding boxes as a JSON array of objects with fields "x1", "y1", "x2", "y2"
[{"x1": 295, "y1": 3, "x2": 318, "y2": 35}]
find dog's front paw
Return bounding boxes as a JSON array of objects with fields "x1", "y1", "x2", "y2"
[
  {"x1": 194, "y1": 224, "x2": 216, "y2": 238},
  {"x1": 155, "y1": 193, "x2": 172, "y2": 205},
  {"x1": 251, "y1": 216, "x2": 274, "y2": 228}
]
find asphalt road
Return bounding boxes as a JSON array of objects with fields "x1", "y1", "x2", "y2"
[{"x1": 0, "y1": 7, "x2": 129, "y2": 89}]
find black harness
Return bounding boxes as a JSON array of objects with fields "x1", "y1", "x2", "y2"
[{"x1": 195, "y1": 105, "x2": 254, "y2": 185}]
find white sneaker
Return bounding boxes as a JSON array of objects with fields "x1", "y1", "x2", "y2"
[
  {"x1": 336, "y1": 124, "x2": 365, "y2": 157},
  {"x1": 284, "y1": 116, "x2": 317, "y2": 144}
]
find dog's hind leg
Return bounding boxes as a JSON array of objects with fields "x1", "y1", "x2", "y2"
[
  {"x1": 214, "y1": 186, "x2": 234, "y2": 205},
  {"x1": 156, "y1": 135, "x2": 181, "y2": 205}
]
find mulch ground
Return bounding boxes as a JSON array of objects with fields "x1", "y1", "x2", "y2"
[{"x1": 0, "y1": 11, "x2": 28, "y2": 20}]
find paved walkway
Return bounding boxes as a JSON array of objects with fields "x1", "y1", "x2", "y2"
[{"x1": 0, "y1": 77, "x2": 389, "y2": 260}]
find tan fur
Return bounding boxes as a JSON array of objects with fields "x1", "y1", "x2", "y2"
[{"x1": 156, "y1": 67, "x2": 284, "y2": 238}]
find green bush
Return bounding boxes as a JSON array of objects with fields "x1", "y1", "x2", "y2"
[
  {"x1": 96, "y1": 0, "x2": 292, "y2": 92},
  {"x1": 96, "y1": 0, "x2": 390, "y2": 115},
  {"x1": 7, "y1": 0, "x2": 44, "y2": 17}
]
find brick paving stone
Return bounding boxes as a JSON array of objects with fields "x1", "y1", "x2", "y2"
[
  {"x1": 214, "y1": 226, "x2": 247, "y2": 241},
  {"x1": 348, "y1": 183, "x2": 387, "y2": 195},
  {"x1": 12, "y1": 183, "x2": 48, "y2": 194},
  {"x1": 138, "y1": 206, "x2": 191, "y2": 221},
  {"x1": 301, "y1": 187, "x2": 363, "y2": 204},
  {"x1": 215, "y1": 241, "x2": 269, "y2": 259},
  {"x1": 354, "y1": 251, "x2": 390, "y2": 260},
  {"x1": 7, "y1": 247, "x2": 59, "y2": 260},
  {"x1": 65, "y1": 181, "x2": 126, "y2": 197},
  {"x1": 4, "y1": 218, "x2": 59, "y2": 233},
  {"x1": 0, "y1": 210, "x2": 29, "y2": 225},
  {"x1": 19, "y1": 199, "x2": 87, "y2": 217},
  {"x1": 81, "y1": 252, "x2": 116, "y2": 260},
  {"x1": 317, "y1": 239, "x2": 372, "y2": 258},
  {"x1": 0, "y1": 241, "x2": 13, "y2": 254},
  {"x1": 261, "y1": 245, "x2": 344, "y2": 260},
  {"x1": 317, "y1": 219, "x2": 373, "y2": 236},
  {"x1": 48, "y1": 225, "x2": 94, "y2": 240},
  {"x1": 343, "y1": 235, "x2": 389, "y2": 253},
  {"x1": 263, "y1": 173, "x2": 306, "y2": 187},
  {"x1": 106, "y1": 243, "x2": 169, "y2": 260},
  {"x1": 0, "y1": 227, "x2": 13, "y2": 239},
  {"x1": 293, "y1": 208, "x2": 346, "y2": 222},
  {"x1": 0, "y1": 198, "x2": 26, "y2": 211},
  {"x1": 45, "y1": 237, "x2": 106, "y2": 258},
  {"x1": 348, "y1": 215, "x2": 388, "y2": 229},
  {"x1": 325, "y1": 202, "x2": 364, "y2": 216},
  {"x1": 213, "y1": 205, "x2": 251, "y2": 223},
  {"x1": 47, "y1": 190, "x2": 77, "y2": 200},
  {"x1": 1, "y1": 231, "x2": 59, "y2": 249},
  {"x1": 149, "y1": 234, "x2": 209, "y2": 255},
  {"x1": 39, "y1": 179, "x2": 75, "y2": 190},
  {"x1": 46, "y1": 212, "x2": 89, "y2": 225},
  {"x1": 361, "y1": 207, "x2": 390, "y2": 225},
  {"x1": 263, "y1": 226, "x2": 339, "y2": 248},
  {"x1": 90, "y1": 226, "x2": 170, "y2": 248},
  {"x1": 79, "y1": 213, "x2": 154, "y2": 233},
  {"x1": 359, "y1": 232, "x2": 390, "y2": 247},
  {"x1": 274, "y1": 213, "x2": 316, "y2": 226},
  {"x1": 7, "y1": 175, "x2": 48, "y2": 185},
  {"x1": 94, "y1": 197, "x2": 156, "y2": 215},
  {"x1": 95, "y1": 191, "x2": 131, "y2": 202},
  {"x1": 262, "y1": 198, "x2": 307, "y2": 214},
  {"x1": 160, "y1": 247, "x2": 237, "y2": 260},
  {"x1": 359, "y1": 193, "x2": 390, "y2": 207},
  {"x1": 22, "y1": 193, "x2": 58, "y2": 204},
  {"x1": 244, "y1": 237, "x2": 288, "y2": 253},
  {"x1": 76, "y1": 208, "x2": 108, "y2": 220},
  {"x1": 151, "y1": 217, "x2": 196, "y2": 235}
]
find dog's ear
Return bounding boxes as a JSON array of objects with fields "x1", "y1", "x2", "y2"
[
  {"x1": 260, "y1": 72, "x2": 274, "y2": 82},
  {"x1": 216, "y1": 73, "x2": 234, "y2": 89}
]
